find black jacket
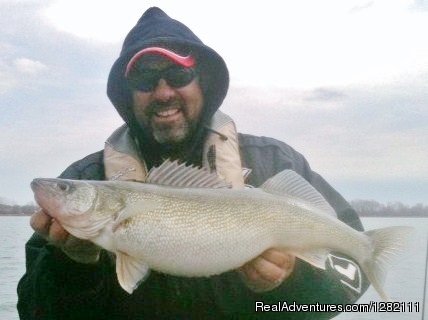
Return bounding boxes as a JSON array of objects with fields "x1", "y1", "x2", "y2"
[{"x1": 17, "y1": 133, "x2": 369, "y2": 320}]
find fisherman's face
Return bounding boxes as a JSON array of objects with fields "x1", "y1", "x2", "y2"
[{"x1": 130, "y1": 56, "x2": 204, "y2": 144}]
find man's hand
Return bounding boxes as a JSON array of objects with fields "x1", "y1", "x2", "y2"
[
  {"x1": 239, "y1": 249, "x2": 295, "y2": 292},
  {"x1": 30, "y1": 209, "x2": 101, "y2": 264}
]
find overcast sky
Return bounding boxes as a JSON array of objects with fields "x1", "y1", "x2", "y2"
[{"x1": 1, "y1": 0, "x2": 427, "y2": 205}]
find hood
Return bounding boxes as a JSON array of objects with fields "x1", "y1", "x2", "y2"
[{"x1": 107, "y1": 7, "x2": 229, "y2": 147}]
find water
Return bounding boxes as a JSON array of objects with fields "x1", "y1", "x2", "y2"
[
  {"x1": 0, "y1": 216, "x2": 427, "y2": 319},
  {"x1": 335, "y1": 217, "x2": 428, "y2": 320},
  {"x1": 0, "y1": 216, "x2": 32, "y2": 320}
]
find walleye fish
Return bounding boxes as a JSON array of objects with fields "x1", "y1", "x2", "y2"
[{"x1": 31, "y1": 160, "x2": 411, "y2": 298}]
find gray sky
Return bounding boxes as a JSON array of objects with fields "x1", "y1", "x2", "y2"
[{"x1": 1, "y1": 0, "x2": 427, "y2": 205}]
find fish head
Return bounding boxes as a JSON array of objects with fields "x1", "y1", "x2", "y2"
[{"x1": 31, "y1": 178, "x2": 97, "y2": 219}]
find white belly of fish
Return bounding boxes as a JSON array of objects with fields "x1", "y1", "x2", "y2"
[{"x1": 111, "y1": 194, "x2": 279, "y2": 276}]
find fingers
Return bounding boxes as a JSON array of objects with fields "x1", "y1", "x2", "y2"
[
  {"x1": 262, "y1": 249, "x2": 291, "y2": 269},
  {"x1": 262, "y1": 249, "x2": 295, "y2": 277},
  {"x1": 245, "y1": 249, "x2": 295, "y2": 283},
  {"x1": 29, "y1": 209, "x2": 100, "y2": 264},
  {"x1": 49, "y1": 220, "x2": 69, "y2": 244},
  {"x1": 251, "y1": 256, "x2": 286, "y2": 283},
  {"x1": 30, "y1": 209, "x2": 69, "y2": 245},
  {"x1": 240, "y1": 260, "x2": 262, "y2": 282},
  {"x1": 239, "y1": 249, "x2": 296, "y2": 292},
  {"x1": 30, "y1": 209, "x2": 51, "y2": 237}
]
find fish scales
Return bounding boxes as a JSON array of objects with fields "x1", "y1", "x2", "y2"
[
  {"x1": 113, "y1": 187, "x2": 279, "y2": 276},
  {"x1": 31, "y1": 160, "x2": 412, "y2": 297}
]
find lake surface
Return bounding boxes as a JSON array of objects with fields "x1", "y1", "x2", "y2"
[{"x1": 0, "y1": 216, "x2": 427, "y2": 319}]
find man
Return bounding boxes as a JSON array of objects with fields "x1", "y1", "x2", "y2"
[{"x1": 18, "y1": 7, "x2": 368, "y2": 319}]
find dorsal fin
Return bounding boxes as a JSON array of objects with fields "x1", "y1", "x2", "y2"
[
  {"x1": 146, "y1": 160, "x2": 230, "y2": 188},
  {"x1": 261, "y1": 170, "x2": 336, "y2": 217}
]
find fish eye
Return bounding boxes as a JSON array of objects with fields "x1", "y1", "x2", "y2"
[{"x1": 57, "y1": 182, "x2": 69, "y2": 192}]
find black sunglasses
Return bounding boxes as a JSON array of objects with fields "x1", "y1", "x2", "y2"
[{"x1": 127, "y1": 65, "x2": 197, "y2": 92}]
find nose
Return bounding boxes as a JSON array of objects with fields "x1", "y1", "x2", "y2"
[{"x1": 152, "y1": 79, "x2": 176, "y2": 102}]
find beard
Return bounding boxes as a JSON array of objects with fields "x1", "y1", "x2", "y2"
[
  {"x1": 151, "y1": 118, "x2": 195, "y2": 144},
  {"x1": 138, "y1": 99, "x2": 201, "y2": 145}
]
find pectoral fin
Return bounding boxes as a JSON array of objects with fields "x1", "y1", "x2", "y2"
[
  {"x1": 115, "y1": 251, "x2": 150, "y2": 294},
  {"x1": 112, "y1": 200, "x2": 158, "y2": 231}
]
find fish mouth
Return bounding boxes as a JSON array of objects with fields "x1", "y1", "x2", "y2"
[
  {"x1": 31, "y1": 179, "x2": 48, "y2": 208},
  {"x1": 31, "y1": 178, "x2": 60, "y2": 193},
  {"x1": 30, "y1": 178, "x2": 64, "y2": 213},
  {"x1": 30, "y1": 178, "x2": 44, "y2": 192}
]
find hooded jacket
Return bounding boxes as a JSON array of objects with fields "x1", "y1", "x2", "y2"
[
  {"x1": 107, "y1": 7, "x2": 229, "y2": 168},
  {"x1": 17, "y1": 7, "x2": 369, "y2": 320}
]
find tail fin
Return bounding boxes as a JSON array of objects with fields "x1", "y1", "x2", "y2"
[{"x1": 362, "y1": 226, "x2": 413, "y2": 301}]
